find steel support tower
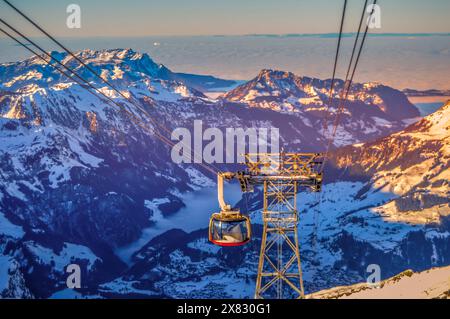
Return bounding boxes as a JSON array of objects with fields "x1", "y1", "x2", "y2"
[{"x1": 237, "y1": 153, "x2": 322, "y2": 299}]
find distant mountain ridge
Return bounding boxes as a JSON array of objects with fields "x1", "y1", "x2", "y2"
[
  {"x1": 223, "y1": 69, "x2": 419, "y2": 120},
  {"x1": 0, "y1": 48, "x2": 237, "y2": 93},
  {"x1": 403, "y1": 88, "x2": 450, "y2": 97}
]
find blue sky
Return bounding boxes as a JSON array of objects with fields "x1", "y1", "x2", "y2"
[{"x1": 1, "y1": 0, "x2": 450, "y2": 37}]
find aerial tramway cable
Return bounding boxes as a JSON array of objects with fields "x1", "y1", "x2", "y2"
[
  {"x1": 322, "y1": 0, "x2": 378, "y2": 172},
  {"x1": 0, "y1": 24, "x2": 220, "y2": 176},
  {"x1": 1, "y1": 1, "x2": 222, "y2": 176},
  {"x1": 0, "y1": 26, "x2": 219, "y2": 177},
  {"x1": 322, "y1": 0, "x2": 377, "y2": 173},
  {"x1": 2, "y1": 0, "x2": 173, "y2": 139},
  {"x1": 322, "y1": 0, "x2": 348, "y2": 134},
  {"x1": 312, "y1": 0, "x2": 377, "y2": 250},
  {"x1": 311, "y1": 0, "x2": 348, "y2": 250},
  {"x1": 335, "y1": 0, "x2": 369, "y2": 181}
]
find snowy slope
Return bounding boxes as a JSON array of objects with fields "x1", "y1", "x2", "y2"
[
  {"x1": 308, "y1": 265, "x2": 450, "y2": 299},
  {"x1": 329, "y1": 100, "x2": 449, "y2": 215}
]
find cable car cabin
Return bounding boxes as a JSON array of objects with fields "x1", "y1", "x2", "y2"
[{"x1": 209, "y1": 212, "x2": 251, "y2": 247}]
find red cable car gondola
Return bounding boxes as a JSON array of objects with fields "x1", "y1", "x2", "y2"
[
  {"x1": 208, "y1": 172, "x2": 252, "y2": 247},
  {"x1": 209, "y1": 211, "x2": 251, "y2": 246}
]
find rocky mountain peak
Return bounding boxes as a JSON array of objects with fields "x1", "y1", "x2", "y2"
[{"x1": 256, "y1": 68, "x2": 299, "y2": 82}]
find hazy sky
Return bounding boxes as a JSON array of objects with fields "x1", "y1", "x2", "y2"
[{"x1": 1, "y1": 0, "x2": 449, "y2": 37}]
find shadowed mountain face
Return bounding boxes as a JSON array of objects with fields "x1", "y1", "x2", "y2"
[{"x1": 0, "y1": 49, "x2": 445, "y2": 298}]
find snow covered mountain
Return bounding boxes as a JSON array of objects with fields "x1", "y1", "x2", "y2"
[
  {"x1": 308, "y1": 265, "x2": 450, "y2": 299},
  {"x1": 329, "y1": 100, "x2": 449, "y2": 215},
  {"x1": 0, "y1": 48, "x2": 445, "y2": 298},
  {"x1": 0, "y1": 48, "x2": 236, "y2": 93},
  {"x1": 222, "y1": 69, "x2": 420, "y2": 146}
]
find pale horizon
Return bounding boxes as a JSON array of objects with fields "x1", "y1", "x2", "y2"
[{"x1": 1, "y1": 0, "x2": 450, "y2": 38}]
